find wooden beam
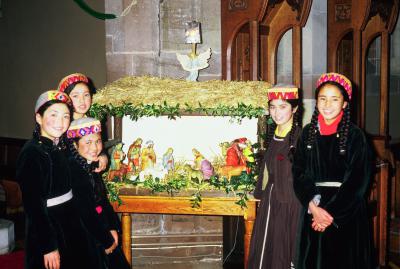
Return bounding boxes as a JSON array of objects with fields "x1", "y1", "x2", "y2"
[
  {"x1": 293, "y1": 25, "x2": 302, "y2": 88},
  {"x1": 249, "y1": 20, "x2": 259, "y2": 81}
]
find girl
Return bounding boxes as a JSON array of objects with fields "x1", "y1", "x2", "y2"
[
  {"x1": 293, "y1": 73, "x2": 372, "y2": 269},
  {"x1": 57, "y1": 73, "x2": 94, "y2": 120},
  {"x1": 248, "y1": 85, "x2": 302, "y2": 269},
  {"x1": 67, "y1": 117, "x2": 130, "y2": 269},
  {"x1": 16, "y1": 90, "x2": 95, "y2": 269},
  {"x1": 58, "y1": 73, "x2": 108, "y2": 172}
]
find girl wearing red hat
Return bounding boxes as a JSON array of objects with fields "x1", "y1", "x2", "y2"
[
  {"x1": 57, "y1": 73, "x2": 108, "y2": 172},
  {"x1": 16, "y1": 91, "x2": 95, "y2": 269},
  {"x1": 293, "y1": 73, "x2": 373, "y2": 269},
  {"x1": 248, "y1": 85, "x2": 302, "y2": 269}
]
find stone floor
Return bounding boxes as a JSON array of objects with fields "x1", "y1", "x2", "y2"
[{"x1": 132, "y1": 262, "x2": 222, "y2": 269}]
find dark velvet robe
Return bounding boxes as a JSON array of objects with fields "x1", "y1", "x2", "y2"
[
  {"x1": 248, "y1": 126, "x2": 302, "y2": 269},
  {"x1": 293, "y1": 123, "x2": 373, "y2": 269},
  {"x1": 69, "y1": 158, "x2": 130, "y2": 269},
  {"x1": 16, "y1": 137, "x2": 93, "y2": 269}
]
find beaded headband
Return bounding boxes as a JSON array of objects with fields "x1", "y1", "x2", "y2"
[
  {"x1": 35, "y1": 90, "x2": 71, "y2": 113},
  {"x1": 316, "y1": 72, "x2": 352, "y2": 100},
  {"x1": 67, "y1": 117, "x2": 101, "y2": 139},
  {"x1": 267, "y1": 86, "x2": 298, "y2": 100},
  {"x1": 58, "y1": 73, "x2": 89, "y2": 93}
]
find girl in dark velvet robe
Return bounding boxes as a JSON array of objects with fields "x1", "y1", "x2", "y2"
[
  {"x1": 16, "y1": 91, "x2": 94, "y2": 269},
  {"x1": 66, "y1": 117, "x2": 130, "y2": 269},
  {"x1": 293, "y1": 73, "x2": 373, "y2": 269},
  {"x1": 248, "y1": 85, "x2": 302, "y2": 269}
]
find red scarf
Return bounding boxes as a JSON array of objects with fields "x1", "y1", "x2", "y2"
[{"x1": 318, "y1": 110, "x2": 343, "y2": 135}]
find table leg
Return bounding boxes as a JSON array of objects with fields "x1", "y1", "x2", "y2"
[
  {"x1": 121, "y1": 213, "x2": 132, "y2": 266},
  {"x1": 244, "y1": 216, "x2": 255, "y2": 269}
]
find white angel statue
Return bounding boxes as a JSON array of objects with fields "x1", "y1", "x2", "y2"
[{"x1": 176, "y1": 48, "x2": 212, "y2": 81}]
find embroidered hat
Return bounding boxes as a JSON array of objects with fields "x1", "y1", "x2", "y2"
[
  {"x1": 58, "y1": 73, "x2": 89, "y2": 93},
  {"x1": 316, "y1": 72, "x2": 352, "y2": 100},
  {"x1": 67, "y1": 117, "x2": 101, "y2": 139},
  {"x1": 35, "y1": 90, "x2": 71, "y2": 113},
  {"x1": 267, "y1": 85, "x2": 299, "y2": 100}
]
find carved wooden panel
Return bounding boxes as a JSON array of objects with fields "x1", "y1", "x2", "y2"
[
  {"x1": 335, "y1": 4, "x2": 351, "y2": 22},
  {"x1": 228, "y1": 0, "x2": 248, "y2": 11}
]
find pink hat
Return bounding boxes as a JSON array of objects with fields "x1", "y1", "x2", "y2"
[{"x1": 67, "y1": 117, "x2": 101, "y2": 139}]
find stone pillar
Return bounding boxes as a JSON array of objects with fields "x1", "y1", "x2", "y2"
[
  {"x1": 104, "y1": 1, "x2": 223, "y2": 265},
  {"x1": 302, "y1": 0, "x2": 327, "y2": 124}
]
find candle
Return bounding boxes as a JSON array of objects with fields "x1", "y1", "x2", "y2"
[{"x1": 185, "y1": 21, "x2": 201, "y2": 44}]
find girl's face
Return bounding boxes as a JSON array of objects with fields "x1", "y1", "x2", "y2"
[
  {"x1": 268, "y1": 99, "x2": 296, "y2": 127},
  {"x1": 77, "y1": 133, "x2": 103, "y2": 162},
  {"x1": 36, "y1": 103, "x2": 70, "y2": 140},
  {"x1": 317, "y1": 84, "x2": 347, "y2": 124},
  {"x1": 69, "y1": 83, "x2": 92, "y2": 118}
]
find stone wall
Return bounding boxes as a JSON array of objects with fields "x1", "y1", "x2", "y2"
[{"x1": 105, "y1": 0, "x2": 223, "y2": 265}]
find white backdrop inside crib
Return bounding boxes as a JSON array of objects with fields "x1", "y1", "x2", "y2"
[{"x1": 122, "y1": 116, "x2": 258, "y2": 164}]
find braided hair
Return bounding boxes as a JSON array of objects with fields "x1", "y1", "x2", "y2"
[
  {"x1": 306, "y1": 81, "x2": 351, "y2": 155},
  {"x1": 265, "y1": 99, "x2": 302, "y2": 162},
  {"x1": 67, "y1": 136, "x2": 102, "y2": 202}
]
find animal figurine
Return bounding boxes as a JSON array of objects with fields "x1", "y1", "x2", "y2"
[
  {"x1": 108, "y1": 163, "x2": 128, "y2": 182},
  {"x1": 219, "y1": 141, "x2": 230, "y2": 158},
  {"x1": 184, "y1": 164, "x2": 204, "y2": 183},
  {"x1": 218, "y1": 165, "x2": 247, "y2": 181}
]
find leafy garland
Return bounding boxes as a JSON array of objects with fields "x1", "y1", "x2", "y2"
[
  {"x1": 105, "y1": 168, "x2": 258, "y2": 209},
  {"x1": 89, "y1": 102, "x2": 266, "y2": 121},
  {"x1": 104, "y1": 146, "x2": 261, "y2": 209}
]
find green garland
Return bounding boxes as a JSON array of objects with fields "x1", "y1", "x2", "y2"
[
  {"x1": 105, "y1": 148, "x2": 260, "y2": 209},
  {"x1": 106, "y1": 171, "x2": 257, "y2": 209},
  {"x1": 89, "y1": 102, "x2": 266, "y2": 121}
]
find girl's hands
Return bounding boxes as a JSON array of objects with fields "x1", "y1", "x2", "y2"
[
  {"x1": 110, "y1": 230, "x2": 118, "y2": 246},
  {"x1": 94, "y1": 154, "x2": 108, "y2": 173},
  {"x1": 105, "y1": 241, "x2": 117, "y2": 255},
  {"x1": 105, "y1": 230, "x2": 119, "y2": 255},
  {"x1": 308, "y1": 201, "x2": 333, "y2": 232},
  {"x1": 44, "y1": 250, "x2": 60, "y2": 269}
]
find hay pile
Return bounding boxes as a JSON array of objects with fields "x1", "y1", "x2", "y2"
[{"x1": 94, "y1": 76, "x2": 271, "y2": 109}]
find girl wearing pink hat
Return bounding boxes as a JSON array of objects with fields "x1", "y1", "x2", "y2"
[
  {"x1": 67, "y1": 117, "x2": 130, "y2": 269},
  {"x1": 16, "y1": 91, "x2": 95, "y2": 269}
]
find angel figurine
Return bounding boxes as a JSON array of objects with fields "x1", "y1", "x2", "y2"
[{"x1": 176, "y1": 48, "x2": 212, "y2": 81}]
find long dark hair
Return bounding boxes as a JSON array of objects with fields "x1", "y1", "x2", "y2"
[
  {"x1": 67, "y1": 136, "x2": 102, "y2": 201},
  {"x1": 33, "y1": 100, "x2": 73, "y2": 148},
  {"x1": 306, "y1": 81, "x2": 351, "y2": 155},
  {"x1": 265, "y1": 98, "x2": 302, "y2": 162}
]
